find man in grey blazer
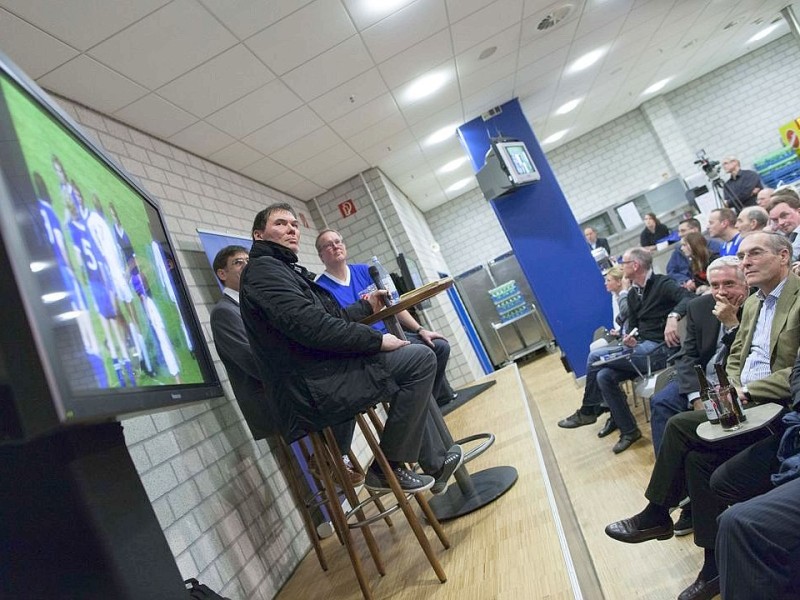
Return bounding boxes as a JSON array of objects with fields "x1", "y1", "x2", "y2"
[{"x1": 605, "y1": 232, "x2": 800, "y2": 600}]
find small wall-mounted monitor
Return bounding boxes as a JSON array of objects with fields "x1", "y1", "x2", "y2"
[
  {"x1": 476, "y1": 138, "x2": 540, "y2": 201},
  {"x1": 0, "y1": 51, "x2": 221, "y2": 443}
]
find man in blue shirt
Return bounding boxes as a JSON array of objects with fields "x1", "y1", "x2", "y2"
[
  {"x1": 314, "y1": 229, "x2": 456, "y2": 407},
  {"x1": 708, "y1": 208, "x2": 741, "y2": 257}
]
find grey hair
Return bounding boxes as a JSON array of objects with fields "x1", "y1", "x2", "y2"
[
  {"x1": 739, "y1": 231, "x2": 793, "y2": 257},
  {"x1": 625, "y1": 247, "x2": 652, "y2": 270},
  {"x1": 707, "y1": 256, "x2": 745, "y2": 281},
  {"x1": 742, "y1": 206, "x2": 768, "y2": 229}
]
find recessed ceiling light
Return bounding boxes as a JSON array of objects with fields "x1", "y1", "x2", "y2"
[
  {"x1": 365, "y1": 0, "x2": 411, "y2": 15},
  {"x1": 567, "y1": 48, "x2": 606, "y2": 74},
  {"x1": 542, "y1": 130, "x2": 568, "y2": 144},
  {"x1": 405, "y1": 71, "x2": 449, "y2": 102},
  {"x1": 439, "y1": 156, "x2": 469, "y2": 173},
  {"x1": 446, "y1": 178, "x2": 473, "y2": 193},
  {"x1": 555, "y1": 98, "x2": 582, "y2": 115},
  {"x1": 642, "y1": 78, "x2": 671, "y2": 95},
  {"x1": 478, "y1": 46, "x2": 498, "y2": 60},
  {"x1": 425, "y1": 123, "x2": 459, "y2": 146},
  {"x1": 748, "y1": 22, "x2": 782, "y2": 43}
]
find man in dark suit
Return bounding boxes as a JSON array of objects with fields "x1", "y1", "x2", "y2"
[
  {"x1": 210, "y1": 245, "x2": 364, "y2": 486},
  {"x1": 584, "y1": 226, "x2": 610, "y2": 254},
  {"x1": 605, "y1": 232, "x2": 800, "y2": 600}
]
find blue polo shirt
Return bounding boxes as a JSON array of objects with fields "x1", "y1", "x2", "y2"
[{"x1": 316, "y1": 264, "x2": 388, "y2": 333}]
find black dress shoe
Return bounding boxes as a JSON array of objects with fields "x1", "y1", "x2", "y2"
[
  {"x1": 598, "y1": 417, "x2": 618, "y2": 438},
  {"x1": 558, "y1": 410, "x2": 598, "y2": 428},
  {"x1": 677, "y1": 573, "x2": 720, "y2": 600},
  {"x1": 613, "y1": 428, "x2": 643, "y2": 453},
  {"x1": 605, "y1": 515, "x2": 674, "y2": 543}
]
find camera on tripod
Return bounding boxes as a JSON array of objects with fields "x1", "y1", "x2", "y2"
[{"x1": 694, "y1": 149, "x2": 721, "y2": 181}]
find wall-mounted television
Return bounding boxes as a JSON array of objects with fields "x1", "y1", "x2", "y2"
[
  {"x1": 0, "y1": 52, "x2": 221, "y2": 443},
  {"x1": 476, "y1": 138, "x2": 540, "y2": 201}
]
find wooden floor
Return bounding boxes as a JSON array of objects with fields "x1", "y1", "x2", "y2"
[{"x1": 274, "y1": 353, "x2": 711, "y2": 600}]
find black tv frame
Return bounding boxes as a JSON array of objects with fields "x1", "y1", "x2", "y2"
[{"x1": 0, "y1": 50, "x2": 222, "y2": 444}]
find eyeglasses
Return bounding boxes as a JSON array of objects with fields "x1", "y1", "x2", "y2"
[
  {"x1": 320, "y1": 239, "x2": 344, "y2": 251},
  {"x1": 231, "y1": 257, "x2": 249, "y2": 267}
]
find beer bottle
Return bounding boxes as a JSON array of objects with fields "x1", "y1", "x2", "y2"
[
  {"x1": 714, "y1": 363, "x2": 747, "y2": 423},
  {"x1": 694, "y1": 365, "x2": 719, "y2": 424}
]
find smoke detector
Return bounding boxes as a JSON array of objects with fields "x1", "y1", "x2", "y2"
[{"x1": 537, "y1": 4, "x2": 575, "y2": 31}]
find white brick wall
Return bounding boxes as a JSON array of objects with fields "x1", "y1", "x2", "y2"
[{"x1": 53, "y1": 94, "x2": 319, "y2": 600}]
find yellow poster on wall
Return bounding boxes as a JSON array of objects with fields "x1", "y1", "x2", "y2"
[{"x1": 779, "y1": 118, "x2": 800, "y2": 157}]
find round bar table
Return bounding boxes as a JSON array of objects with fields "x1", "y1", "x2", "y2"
[{"x1": 362, "y1": 278, "x2": 518, "y2": 521}]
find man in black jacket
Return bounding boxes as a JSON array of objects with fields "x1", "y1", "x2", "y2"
[
  {"x1": 558, "y1": 247, "x2": 691, "y2": 454},
  {"x1": 239, "y1": 203, "x2": 462, "y2": 494}
]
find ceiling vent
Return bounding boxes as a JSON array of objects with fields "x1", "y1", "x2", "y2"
[{"x1": 537, "y1": 4, "x2": 575, "y2": 31}]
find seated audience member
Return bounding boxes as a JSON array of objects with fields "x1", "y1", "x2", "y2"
[
  {"x1": 584, "y1": 226, "x2": 610, "y2": 254},
  {"x1": 314, "y1": 229, "x2": 456, "y2": 407},
  {"x1": 756, "y1": 187, "x2": 774, "y2": 209},
  {"x1": 679, "y1": 232, "x2": 719, "y2": 293},
  {"x1": 558, "y1": 247, "x2": 691, "y2": 453},
  {"x1": 667, "y1": 218, "x2": 722, "y2": 286},
  {"x1": 648, "y1": 257, "x2": 747, "y2": 538},
  {"x1": 605, "y1": 232, "x2": 800, "y2": 600},
  {"x1": 767, "y1": 187, "x2": 800, "y2": 260},
  {"x1": 734, "y1": 205, "x2": 769, "y2": 234},
  {"x1": 604, "y1": 266, "x2": 629, "y2": 335},
  {"x1": 722, "y1": 155, "x2": 763, "y2": 209},
  {"x1": 210, "y1": 245, "x2": 364, "y2": 486},
  {"x1": 640, "y1": 212, "x2": 671, "y2": 251},
  {"x1": 716, "y1": 473, "x2": 800, "y2": 599},
  {"x1": 707, "y1": 207, "x2": 741, "y2": 256},
  {"x1": 240, "y1": 203, "x2": 463, "y2": 494}
]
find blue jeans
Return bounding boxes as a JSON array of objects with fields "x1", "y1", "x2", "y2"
[
  {"x1": 649, "y1": 380, "x2": 689, "y2": 454},
  {"x1": 595, "y1": 340, "x2": 667, "y2": 435}
]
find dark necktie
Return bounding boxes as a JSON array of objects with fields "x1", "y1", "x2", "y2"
[{"x1": 790, "y1": 232, "x2": 798, "y2": 243}]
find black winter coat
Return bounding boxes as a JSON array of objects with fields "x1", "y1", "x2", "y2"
[{"x1": 239, "y1": 241, "x2": 398, "y2": 442}]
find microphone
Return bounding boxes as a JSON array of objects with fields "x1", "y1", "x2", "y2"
[{"x1": 368, "y1": 265, "x2": 392, "y2": 307}]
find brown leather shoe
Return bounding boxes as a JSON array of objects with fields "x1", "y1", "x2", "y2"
[
  {"x1": 677, "y1": 573, "x2": 720, "y2": 600},
  {"x1": 605, "y1": 515, "x2": 674, "y2": 543}
]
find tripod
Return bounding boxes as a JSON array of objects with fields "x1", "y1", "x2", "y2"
[{"x1": 708, "y1": 177, "x2": 728, "y2": 209}]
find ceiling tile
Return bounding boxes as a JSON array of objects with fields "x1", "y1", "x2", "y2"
[
  {"x1": 264, "y1": 169, "x2": 306, "y2": 192},
  {"x1": 0, "y1": 8, "x2": 77, "y2": 79},
  {"x1": 0, "y1": 0, "x2": 170, "y2": 51},
  {"x1": 341, "y1": 0, "x2": 417, "y2": 30},
  {"x1": 244, "y1": 0, "x2": 355, "y2": 75},
  {"x1": 206, "y1": 79, "x2": 303, "y2": 138},
  {"x1": 281, "y1": 36, "x2": 374, "y2": 101},
  {"x1": 347, "y1": 113, "x2": 409, "y2": 151},
  {"x1": 361, "y1": 0, "x2": 448, "y2": 64},
  {"x1": 168, "y1": 120, "x2": 235, "y2": 156},
  {"x1": 399, "y1": 81, "x2": 462, "y2": 125},
  {"x1": 88, "y1": 0, "x2": 237, "y2": 89},
  {"x1": 359, "y1": 129, "x2": 416, "y2": 165},
  {"x1": 242, "y1": 106, "x2": 324, "y2": 155},
  {"x1": 157, "y1": 45, "x2": 274, "y2": 118},
  {"x1": 308, "y1": 68, "x2": 390, "y2": 123},
  {"x1": 455, "y1": 24, "x2": 520, "y2": 78},
  {"x1": 462, "y1": 75, "x2": 515, "y2": 116},
  {"x1": 574, "y1": 0, "x2": 633, "y2": 39},
  {"x1": 459, "y1": 53, "x2": 518, "y2": 97},
  {"x1": 208, "y1": 142, "x2": 263, "y2": 172},
  {"x1": 447, "y1": 0, "x2": 498, "y2": 23},
  {"x1": 408, "y1": 102, "x2": 464, "y2": 139},
  {"x1": 239, "y1": 156, "x2": 286, "y2": 182},
  {"x1": 329, "y1": 94, "x2": 401, "y2": 138},
  {"x1": 291, "y1": 179, "x2": 327, "y2": 199},
  {"x1": 198, "y1": 0, "x2": 313, "y2": 40},
  {"x1": 114, "y1": 93, "x2": 197, "y2": 138},
  {"x1": 270, "y1": 126, "x2": 342, "y2": 166},
  {"x1": 308, "y1": 154, "x2": 370, "y2": 188},
  {"x1": 518, "y1": 17, "x2": 578, "y2": 64},
  {"x1": 38, "y1": 55, "x2": 148, "y2": 114},
  {"x1": 377, "y1": 29, "x2": 453, "y2": 90},
  {"x1": 414, "y1": 191, "x2": 449, "y2": 212},
  {"x1": 450, "y1": 0, "x2": 523, "y2": 56},
  {"x1": 294, "y1": 142, "x2": 358, "y2": 176}
]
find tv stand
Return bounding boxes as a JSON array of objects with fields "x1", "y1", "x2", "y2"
[{"x1": 0, "y1": 422, "x2": 187, "y2": 599}]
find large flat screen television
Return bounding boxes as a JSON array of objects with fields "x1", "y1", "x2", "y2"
[{"x1": 0, "y1": 52, "x2": 221, "y2": 443}]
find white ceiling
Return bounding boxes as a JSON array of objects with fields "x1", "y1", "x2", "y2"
[{"x1": 0, "y1": 0, "x2": 793, "y2": 211}]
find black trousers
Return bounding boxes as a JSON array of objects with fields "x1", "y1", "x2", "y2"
[{"x1": 644, "y1": 410, "x2": 775, "y2": 548}]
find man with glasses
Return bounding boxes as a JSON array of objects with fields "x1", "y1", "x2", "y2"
[
  {"x1": 605, "y1": 232, "x2": 800, "y2": 600},
  {"x1": 314, "y1": 229, "x2": 456, "y2": 407},
  {"x1": 558, "y1": 247, "x2": 691, "y2": 454}
]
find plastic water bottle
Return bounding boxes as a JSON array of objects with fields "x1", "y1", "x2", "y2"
[{"x1": 369, "y1": 256, "x2": 400, "y2": 305}]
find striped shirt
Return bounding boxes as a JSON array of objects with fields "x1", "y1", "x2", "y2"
[{"x1": 740, "y1": 277, "x2": 788, "y2": 386}]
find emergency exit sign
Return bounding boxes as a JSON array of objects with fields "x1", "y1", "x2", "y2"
[{"x1": 338, "y1": 199, "x2": 357, "y2": 218}]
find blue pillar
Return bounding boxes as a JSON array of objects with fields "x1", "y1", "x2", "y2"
[{"x1": 458, "y1": 99, "x2": 609, "y2": 377}]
